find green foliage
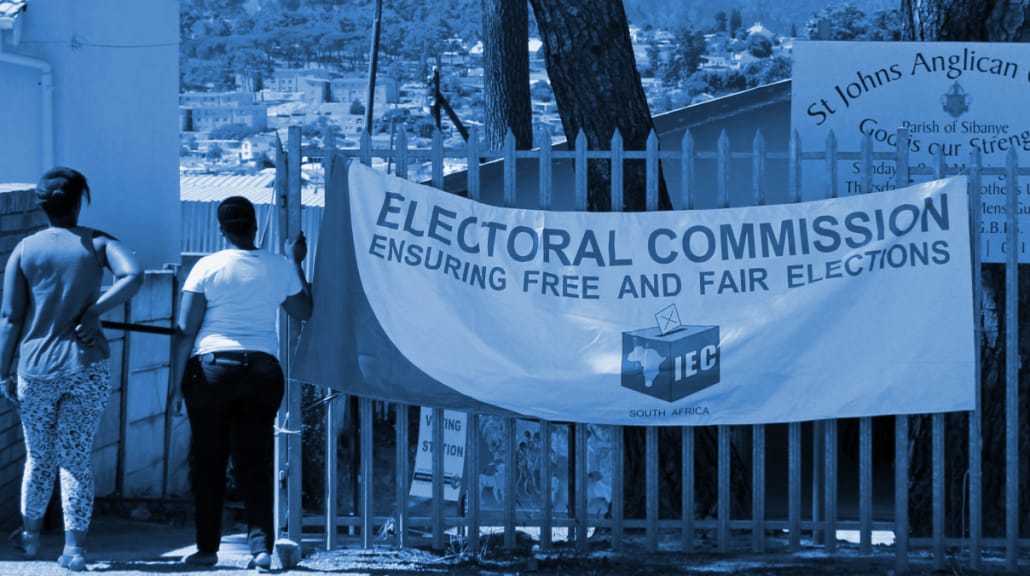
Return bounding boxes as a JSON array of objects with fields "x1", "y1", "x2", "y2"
[
  {"x1": 748, "y1": 35, "x2": 772, "y2": 58},
  {"x1": 714, "y1": 10, "x2": 727, "y2": 33},
  {"x1": 208, "y1": 123, "x2": 259, "y2": 141},
  {"x1": 729, "y1": 8, "x2": 742, "y2": 35},
  {"x1": 206, "y1": 143, "x2": 224, "y2": 160},
  {"x1": 349, "y1": 99, "x2": 365, "y2": 115},
  {"x1": 805, "y1": 3, "x2": 902, "y2": 41}
]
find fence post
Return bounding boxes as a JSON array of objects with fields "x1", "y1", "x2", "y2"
[
  {"x1": 538, "y1": 126, "x2": 551, "y2": 209},
  {"x1": 682, "y1": 427, "x2": 695, "y2": 552},
  {"x1": 968, "y1": 147, "x2": 983, "y2": 570},
  {"x1": 466, "y1": 412, "x2": 480, "y2": 553},
  {"x1": 396, "y1": 128, "x2": 408, "y2": 180},
  {"x1": 360, "y1": 398, "x2": 374, "y2": 548},
  {"x1": 895, "y1": 415, "x2": 909, "y2": 574},
  {"x1": 468, "y1": 126, "x2": 480, "y2": 201},
  {"x1": 611, "y1": 130, "x2": 624, "y2": 212},
  {"x1": 575, "y1": 131, "x2": 588, "y2": 211},
  {"x1": 575, "y1": 423, "x2": 588, "y2": 552},
  {"x1": 432, "y1": 407, "x2": 445, "y2": 550},
  {"x1": 504, "y1": 417, "x2": 516, "y2": 550},
  {"x1": 681, "y1": 130, "x2": 694, "y2": 209},
  {"x1": 504, "y1": 130, "x2": 517, "y2": 207},
  {"x1": 540, "y1": 420, "x2": 553, "y2": 551},
  {"x1": 395, "y1": 404, "x2": 408, "y2": 549},
  {"x1": 646, "y1": 130, "x2": 659, "y2": 211},
  {"x1": 717, "y1": 130, "x2": 730, "y2": 208},
  {"x1": 646, "y1": 426, "x2": 658, "y2": 552},
  {"x1": 1004, "y1": 147, "x2": 1019, "y2": 572},
  {"x1": 718, "y1": 425, "x2": 730, "y2": 553}
]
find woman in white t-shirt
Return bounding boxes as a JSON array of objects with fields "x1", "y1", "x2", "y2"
[{"x1": 171, "y1": 196, "x2": 312, "y2": 571}]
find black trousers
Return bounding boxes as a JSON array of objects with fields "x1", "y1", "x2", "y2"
[{"x1": 183, "y1": 351, "x2": 284, "y2": 555}]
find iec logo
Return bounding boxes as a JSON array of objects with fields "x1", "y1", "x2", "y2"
[{"x1": 621, "y1": 304, "x2": 720, "y2": 403}]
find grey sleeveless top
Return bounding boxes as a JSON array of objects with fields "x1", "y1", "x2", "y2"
[{"x1": 15, "y1": 227, "x2": 109, "y2": 379}]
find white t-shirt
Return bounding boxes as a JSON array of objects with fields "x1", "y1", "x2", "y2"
[{"x1": 182, "y1": 249, "x2": 303, "y2": 357}]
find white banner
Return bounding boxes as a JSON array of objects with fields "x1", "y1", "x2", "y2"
[
  {"x1": 331, "y1": 162, "x2": 976, "y2": 426},
  {"x1": 791, "y1": 41, "x2": 1030, "y2": 263}
]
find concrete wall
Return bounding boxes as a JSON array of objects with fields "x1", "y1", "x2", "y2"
[
  {"x1": 0, "y1": 0, "x2": 181, "y2": 269},
  {"x1": 0, "y1": 187, "x2": 49, "y2": 529},
  {"x1": 1, "y1": 187, "x2": 188, "y2": 525}
]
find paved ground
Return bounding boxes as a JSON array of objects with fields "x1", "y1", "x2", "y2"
[{"x1": 1, "y1": 513, "x2": 1026, "y2": 575}]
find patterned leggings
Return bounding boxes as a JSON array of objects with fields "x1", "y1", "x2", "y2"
[{"x1": 18, "y1": 361, "x2": 111, "y2": 532}]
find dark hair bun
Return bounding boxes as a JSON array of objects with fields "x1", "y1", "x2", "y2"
[{"x1": 35, "y1": 167, "x2": 91, "y2": 216}]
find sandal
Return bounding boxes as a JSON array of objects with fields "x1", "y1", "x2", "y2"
[
  {"x1": 58, "y1": 546, "x2": 87, "y2": 572},
  {"x1": 8, "y1": 528, "x2": 40, "y2": 558}
]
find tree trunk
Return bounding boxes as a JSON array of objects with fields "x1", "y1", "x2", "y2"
[
  {"x1": 529, "y1": 0, "x2": 672, "y2": 212},
  {"x1": 482, "y1": 0, "x2": 533, "y2": 149},
  {"x1": 900, "y1": 0, "x2": 1030, "y2": 538},
  {"x1": 902, "y1": 0, "x2": 1029, "y2": 42},
  {"x1": 529, "y1": 0, "x2": 744, "y2": 522}
]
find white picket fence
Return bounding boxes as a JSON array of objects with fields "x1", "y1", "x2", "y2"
[{"x1": 280, "y1": 125, "x2": 1027, "y2": 573}]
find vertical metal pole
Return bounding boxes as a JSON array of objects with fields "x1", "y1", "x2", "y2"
[
  {"x1": 895, "y1": 415, "x2": 909, "y2": 574},
  {"x1": 395, "y1": 404, "x2": 408, "y2": 549},
  {"x1": 503, "y1": 131, "x2": 516, "y2": 207},
  {"x1": 646, "y1": 426, "x2": 658, "y2": 552},
  {"x1": 968, "y1": 148, "x2": 983, "y2": 570},
  {"x1": 611, "y1": 131, "x2": 624, "y2": 212},
  {"x1": 360, "y1": 398, "x2": 374, "y2": 548},
  {"x1": 325, "y1": 393, "x2": 338, "y2": 550},
  {"x1": 1003, "y1": 147, "x2": 1019, "y2": 572},
  {"x1": 466, "y1": 412, "x2": 480, "y2": 553},
  {"x1": 752, "y1": 425, "x2": 765, "y2": 553},
  {"x1": 788, "y1": 422, "x2": 801, "y2": 551},
  {"x1": 503, "y1": 417, "x2": 516, "y2": 550},
  {"x1": 646, "y1": 131, "x2": 659, "y2": 211},
  {"x1": 540, "y1": 420, "x2": 553, "y2": 551},
  {"x1": 468, "y1": 126, "x2": 481, "y2": 201},
  {"x1": 718, "y1": 425, "x2": 730, "y2": 553},
  {"x1": 574, "y1": 132, "x2": 588, "y2": 211},
  {"x1": 858, "y1": 132, "x2": 874, "y2": 556},
  {"x1": 825, "y1": 419, "x2": 837, "y2": 553},
  {"x1": 932, "y1": 413, "x2": 945, "y2": 570},
  {"x1": 575, "y1": 422, "x2": 588, "y2": 552},
  {"x1": 538, "y1": 126, "x2": 551, "y2": 209},
  {"x1": 682, "y1": 427, "x2": 695, "y2": 552},
  {"x1": 812, "y1": 421, "x2": 824, "y2": 545},
  {"x1": 681, "y1": 130, "x2": 694, "y2": 209},
  {"x1": 859, "y1": 417, "x2": 872, "y2": 555},
  {"x1": 612, "y1": 425, "x2": 624, "y2": 551},
  {"x1": 894, "y1": 129, "x2": 910, "y2": 574},
  {"x1": 432, "y1": 407, "x2": 444, "y2": 550},
  {"x1": 363, "y1": 0, "x2": 383, "y2": 130},
  {"x1": 717, "y1": 130, "x2": 730, "y2": 208},
  {"x1": 278, "y1": 125, "x2": 303, "y2": 546}
]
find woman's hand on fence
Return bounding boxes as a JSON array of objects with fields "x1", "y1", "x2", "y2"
[{"x1": 285, "y1": 231, "x2": 307, "y2": 264}]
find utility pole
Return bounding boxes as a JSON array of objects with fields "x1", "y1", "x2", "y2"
[{"x1": 364, "y1": 0, "x2": 384, "y2": 132}]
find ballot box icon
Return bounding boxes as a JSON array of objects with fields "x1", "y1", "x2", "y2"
[{"x1": 622, "y1": 321, "x2": 720, "y2": 403}]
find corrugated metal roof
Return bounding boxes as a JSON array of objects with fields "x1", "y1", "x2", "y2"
[
  {"x1": 0, "y1": 1, "x2": 26, "y2": 29},
  {"x1": 0, "y1": 183, "x2": 33, "y2": 193},
  {"x1": 179, "y1": 173, "x2": 324, "y2": 207}
]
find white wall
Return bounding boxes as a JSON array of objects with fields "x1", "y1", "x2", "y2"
[{"x1": 0, "y1": 1, "x2": 181, "y2": 268}]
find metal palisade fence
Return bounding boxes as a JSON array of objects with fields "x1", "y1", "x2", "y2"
[{"x1": 292, "y1": 125, "x2": 1026, "y2": 573}]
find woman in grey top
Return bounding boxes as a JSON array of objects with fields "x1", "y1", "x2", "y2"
[{"x1": 0, "y1": 167, "x2": 142, "y2": 571}]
